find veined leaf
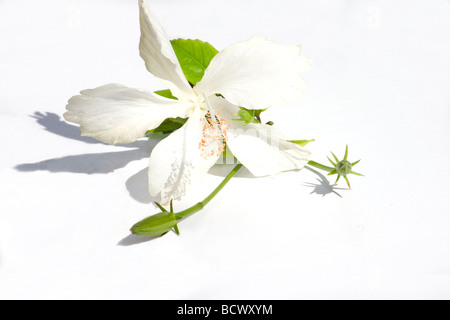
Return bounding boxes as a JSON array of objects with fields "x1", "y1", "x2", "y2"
[
  {"x1": 287, "y1": 139, "x2": 315, "y2": 147},
  {"x1": 171, "y1": 39, "x2": 219, "y2": 85}
]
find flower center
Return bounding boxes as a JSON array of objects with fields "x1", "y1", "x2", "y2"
[{"x1": 193, "y1": 95, "x2": 208, "y2": 112}]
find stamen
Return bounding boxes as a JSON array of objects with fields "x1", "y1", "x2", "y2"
[
  {"x1": 202, "y1": 93, "x2": 219, "y2": 131},
  {"x1": 198, "y1": 96, "x2": 230, "y2": 160}
]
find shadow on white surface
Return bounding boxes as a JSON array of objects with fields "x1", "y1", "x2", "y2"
[
  {"x1": 15, "y1": 112, "x2": 156, "y2": 174},
  {"x1": 16, "y1": 112, "x2": 349, "y2": 199},
  {"x1": 303, "y1": 166, "x2": 348, "y2": 198},
  {"x1": 16, "y1": 149, "x2": 150, "y2": 174},
  {"x1": 208, "y1": 163, "x2": 255, "y2": 179},
  {"x1": 117, "y1": 233, "x2": 165, "y2": 246},
  {"x1": 126, "y1": 168, "x2": 159, "y2": 204},
  {"x1": 30, "y1": 112, "x2": 104, "y2": 145},
  {"x1": 209, "y1": 163, "x2": 348, "y2": 198}
]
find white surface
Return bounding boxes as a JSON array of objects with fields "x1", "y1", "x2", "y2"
[{"x1": 1, "y1": 0, "x2": 450, "y2": 299}]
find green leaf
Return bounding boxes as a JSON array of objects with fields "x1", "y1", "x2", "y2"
[
  {"x1": 146, "y1": 117, "x2": 188, "y2": 135},
  {"x1": 154, "y1": 89, "x2": 178, "y2": 100},
  {"x1": 232, "y1": 107, "x2": 267, "y2": 125},
  {"x1": 288, "y1": 139, "x2": 315, "y2": 147},
  {"x1": 171, "y1": 39, "x2": 219, "y2": 85}
]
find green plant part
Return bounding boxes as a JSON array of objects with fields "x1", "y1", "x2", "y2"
[
  {"x1": 307, "y1": 145, "x2": 364, "y2": 188},
  {"x1": 145, "y1": 117, "x2": 188, "y2": 135},
  {"x1": 170, "y1": 39, "x2": 219, "y2": 85},
  {"x1": 130, "y1": 200, "x2": 179, "y2": 236},
  {"x1": 288, "y1": 139, "x2": 315, "y2": 147},
  {"x1": 232, "y1": 107, "x2": 267, "y2": 125},
  {"x1": 131, "y1": 164, "x2": 243, "y2": 237}
]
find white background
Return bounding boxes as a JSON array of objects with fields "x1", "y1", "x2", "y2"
[{"x1": 1, "y1": 0, "x2": 450, "y2": 299}]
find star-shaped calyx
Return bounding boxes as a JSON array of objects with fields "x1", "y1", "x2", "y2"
[{"x1": 326, "y1": 145, "x2": 364, "y2": 188}]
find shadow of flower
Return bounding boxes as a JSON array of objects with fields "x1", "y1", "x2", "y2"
[
  {"x1": 30, "y1": 111, "x2": 103, "y2": 145},
  {"x1": 16, "y1": 112, "x2": 158, "y2": 175},
  {"x1": 126, "y1": 167, "x2": 161, "y2": 204},
  {"x1": 19, "y1": 111, "x2": 344, "y2": 245},
  {"x1": 16, "y1": 149, "x2": 151, "y2": 174}
]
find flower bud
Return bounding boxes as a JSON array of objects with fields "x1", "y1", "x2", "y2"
[
  {"x1": 130, "y1": 212, "x2": 177, "y2": 236},
  {"x1": 336, "y1": 160, "x2": 352, "y2": 176}
]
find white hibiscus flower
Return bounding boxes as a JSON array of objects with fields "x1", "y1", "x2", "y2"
[{"x1": 64, "y1": 0, "x2": 312, "y2": 204}]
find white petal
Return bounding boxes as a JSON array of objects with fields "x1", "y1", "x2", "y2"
[
  {"x1": 139, "y1": 0, "x2": 194, "y2": 101},
  {"x1": 148, "y1": 107, "x2": 221, "y2": 204},
  {"x1": 209, "y1": 96, "x2": 311, "y2": 176},
  {"x1": 64, "y1": 84, "x2": 194, "y2": 145},
  {"x1": 195, "y1": 36, "x2": 311, "y2": 109}
]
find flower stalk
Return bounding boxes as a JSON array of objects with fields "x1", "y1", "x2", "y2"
[
  {"x1": 176, "y1": 164, "x2": 243, "y2": 219},
  {"x1": 131, "y1": 164, "x2": 243, "y2": 236},
  {"x1": 130, "y1": 145, "x2": 364, "y2": 238}
]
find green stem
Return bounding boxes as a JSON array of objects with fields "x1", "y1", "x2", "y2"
[
  {"x1": 176, "y1": 161, "x2": 331, "y2": 221},
  {"x1": 307, "y1": 160, "x2": 335, "y2": 173},
  {"x1": 175, "y1": 164, "x2": 243, "y2": 220}
]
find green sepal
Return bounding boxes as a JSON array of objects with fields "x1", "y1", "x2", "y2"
[
  {"x1": 327, "y1": 156, "x2": 336, "y2": 166},
  {"x1": 343, "y1": 145, "x2": 349, "y2": 161},
  {"x1": 344, "y1": 175, "x2": 351, "y2": 189},
  {"x1": 328, "y1": 169, "x2": 337, "y2": 175},
  {"x1": 169, "y1": 200, "x2": 180, "y2": 235},
  {"x1": 154, "y1": 202, "x2": 168, "y2": 212},
  {"x1": 331, "y1": 152, "x2": 340, "y2": 164},
  {"x1": 130, "y1": 212, "x2": 178, "y2": 236},
  {"x1": 171, "y1": 39, "x2": 219, "y2": 85},
  {"x1": 288, "y1": 139, "x2": 315, "y2": 147}
]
